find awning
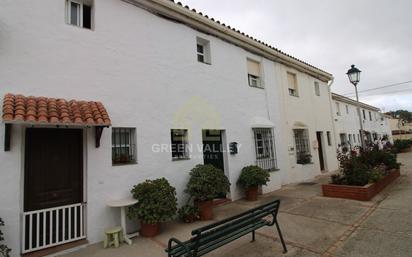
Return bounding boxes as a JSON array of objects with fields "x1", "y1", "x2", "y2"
[
  {"x1": 251, "y1": 116, "x2": 275, "y2": 128},
  {"x1": 2, "y1": 93, "x2": 111, "y2": 126},
  {"x1": 2, "y1": 93, "x2": 111, "y2": 150},
  {"x1": 292, "y1": 121, "x2": 308, "y2": 129}
]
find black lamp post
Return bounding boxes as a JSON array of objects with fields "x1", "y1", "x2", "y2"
[{"x1": 346, "y1": 65, "x2": 365, "y2": 149}]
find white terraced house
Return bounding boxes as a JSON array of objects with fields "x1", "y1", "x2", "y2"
[
  {"x1": 0, "y1": 0, "x2": 340, "y2": 255},
  {"x1": 331, "y1": 93, "x2": 393, "y2": 149}
]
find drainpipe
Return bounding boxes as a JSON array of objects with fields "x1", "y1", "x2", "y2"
[{"x1": 327, "y1": 78, "x2": 339, "y2": 170}]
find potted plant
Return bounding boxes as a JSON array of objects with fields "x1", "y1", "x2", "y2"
[
  {"x1": 128, "y1": 178, "x2": 177, "y2": 237},
  {"x1": 185, "y1": 164, "x2": 230, "y2": 220},
  {"x1": 0, "y1": 217, "x2": 11, "y2": 257},
  {"x1": 237, "y1": 165, "x2": 270, "y2": 201},
  {"x1": 178, "y1": 204, "x2": 199, "y2": 223}
]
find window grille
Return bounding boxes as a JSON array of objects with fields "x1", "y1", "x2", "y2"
[
  {"x1": 171, "y1": 129, "x2": 189, "y2": 160},
  {"x1": 294, "y1": 129, "x2": 311, "y2": 164},
  {"x1": 112, "y1": 127, "x2": 137, "y2": 164},
  {"x1": 253, "y1": 128, "x2": 277, "y2": 171}
]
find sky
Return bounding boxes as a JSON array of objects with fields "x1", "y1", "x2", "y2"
[{"x1": 179, "y1": 0, "x2": 412, "y2": 112}]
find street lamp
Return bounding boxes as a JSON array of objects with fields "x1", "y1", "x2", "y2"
[{"x1": 346, "y1": 64, "x2": 366, "y2": 149}]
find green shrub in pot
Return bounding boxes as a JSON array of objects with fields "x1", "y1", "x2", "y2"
[
  {"x1": 0, "y1": 217, "x2": 11, "y2": 257},
  {"x1": 237, "y1": 165, "x2": 270, "y2": 189},
  {"x1": 128, "y1": 178, "x2": 177, "y2": 236}
]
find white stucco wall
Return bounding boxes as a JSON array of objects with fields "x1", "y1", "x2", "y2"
[
  {"x1": 0, "y1": 0, "x2": 333, "y2": 255},
  {"x1": 332, "y1": 96, "x2": 393, "y2": 147}
]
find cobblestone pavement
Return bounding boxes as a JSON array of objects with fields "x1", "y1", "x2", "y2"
[{"x1": 61, "y1": 151, "x2": 412, "y2": 257}]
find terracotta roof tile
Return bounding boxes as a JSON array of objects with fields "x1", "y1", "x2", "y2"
[{"x1": 2, "y1": 93, "x2": 111, "y2": 126}]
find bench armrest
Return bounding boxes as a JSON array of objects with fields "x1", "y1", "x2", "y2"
[{"x1": 167, "y1": 237, "x2": 191, "y2": 256}]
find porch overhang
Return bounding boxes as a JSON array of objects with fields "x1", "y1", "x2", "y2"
[
  {"x1": 2, "y1": 93, "x2": 111, "y2": 151},
  {"x1": 251, "y1": 116, "x2": 275, "y2": 128}
]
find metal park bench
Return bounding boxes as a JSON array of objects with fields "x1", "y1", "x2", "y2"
[{"x1": 165, "y1": 200, "x2": 287, "y2": 257}]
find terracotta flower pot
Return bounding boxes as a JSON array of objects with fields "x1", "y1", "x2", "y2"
[
  {"x1": 140, "y1": 222, "x2": 160, "y2": 237},
  {"x1": 245, "y1": 186, "x2": 259, "y2": 201},
  {"x1": 195, "y1": 200, "x2": 214, "y2": 220}
]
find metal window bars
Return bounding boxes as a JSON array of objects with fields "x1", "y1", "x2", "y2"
[
  {"x1": 112, "y1": 127, "x2": 137, "y2": 164},
  {"x1": 293, "y1": 129, "x2": 311, "y2": 164},
  {"x1": 253, "y1": 128, "x2": 277, "y2": 171}
]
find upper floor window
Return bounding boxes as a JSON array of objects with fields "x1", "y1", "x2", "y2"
[
  {"x1": 171, "y1": 129, "x2": 189, "y2": 160},
  {"x1": 362, "y1": 109, "x2": 366, "y2": 119},
  {"x1": 112, "y1": 127, "x2": 137, "y2": 165},
  {"x1": 336, "y1": 102, "x2": 341, "y2": 116},
  {"x1": 196, "y1": 37, "x2": 211, "y2": 64},
  {"x1": 253, "y1": 128, "x2": 277, "y2": 171},
  {"x1": 287, "y1": 72, "x2": 298, "y2": 96},
  {"x1": 369, "y1": 111, "x2": 372, "y2": 121},
  {"x1": 66, "y1": 0, "x2": 92, "y2": 29},
  {"x1": 247, "y1": 59, "x2": 262, "y2": 88},
  {"x1": 314, "y1": 82, "x2": 320, "y2": 96},
  {"x1": 345, "y1": 105, "x2": 349, "y2": 114}
]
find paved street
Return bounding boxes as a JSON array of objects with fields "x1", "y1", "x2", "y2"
[{"x1": 62, "y1": 151, "x2": 412, "y2": 257}]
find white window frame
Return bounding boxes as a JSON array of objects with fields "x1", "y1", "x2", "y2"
[
  {"x1": 314, "y1": 81, "x2": 320, "y2": 96},
  {"x1": 171, "y1": 129, "x2": 190, "y2": 160},
  {"x1": 67, "y1": 0, "x2": 83, "y2": 27},
  {"x1": 293, "y1": 129, "x2": 311, "y2": 164},
  {"x1": 196, "y1": 37, "x2": 211, "y2": 64},
  {"x1": 287, "y1": 72, "x2": 298, "y2": 97},
  {"x1": 253, "y1": 128, "x2": 277, "y2": 171},
  {"x1": 336, "y1": 102, "x2": 341, "y2": 116}
]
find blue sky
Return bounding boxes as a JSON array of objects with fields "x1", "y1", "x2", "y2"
[{"x1": 179, "y1": 0, "x2": 412, "y2": 112}]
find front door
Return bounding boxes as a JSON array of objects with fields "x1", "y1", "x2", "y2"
[
  {"x1": 202, "y1": 130, "x2": 225, "y2": 198},
  {"x1": 25, "y1": 128, "x2": 83, "y2": 211},
  {"x1": 316, "y1": 131, "x2": 325, "y2": 171},
  {"x1": 23, "y1": 128, "x2": 85, "y2": 253},
  {"x1": 202, "y1": 130, "x2": 224, "y2": 171}
]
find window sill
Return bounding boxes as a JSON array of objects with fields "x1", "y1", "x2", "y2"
[
  {"x1": 172, "y1": 157, "x2": 190, "y2": 161},
  {"x1": 112, "y1": 161, "x2": 138, "y2": 166},
  {"x1": 66, "y1": 23, "x2": 94, "y2": 31},
  {"x1": 289, "y1": 94, "x2": 299, "y2": 97},
  {"x1": 268, "y1": 168, "x2": 280, "y2": 172},
  {"x1": 198, "y1": 61, "x2": 211, "y2": 65},
  {"x1": 296, "y1": 162, "x2": 314, "y2": 166},
  {"x1": 249, "y1": 85, "x2": 265, "y2": 89}
]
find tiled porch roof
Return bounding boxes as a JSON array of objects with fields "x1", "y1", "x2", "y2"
[{"x1": 2, "y1": 93, "x2": 111, "y2": 126}]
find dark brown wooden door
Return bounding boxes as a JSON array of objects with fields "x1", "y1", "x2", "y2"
[
  {"x1": 24, "y1": 128, "x2": 83, "y2": 212},
  {"x1": 316, "y1": 131, "x2": 325, "y2": 171}
]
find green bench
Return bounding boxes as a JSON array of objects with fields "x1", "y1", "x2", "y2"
[{"x1": 165, "y1": 200, "x2": 287, "y2": 257}]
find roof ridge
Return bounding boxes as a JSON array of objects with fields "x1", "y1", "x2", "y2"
[{"x1": 167, "y1": 0, "x2": 330, "y2": 76}]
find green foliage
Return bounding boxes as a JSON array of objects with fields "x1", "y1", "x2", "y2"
[
  {"x1": 0, "y1": 217, "x2": 11, "y2": 257},
  {"x1": 332, "y1": 149, "x2": 400, "y2": 186},
  {"x1": 185, "y1": 164, "x2": 231, "y2": 201},
  {"x1": 237, "y1": 165, "x2": 270, "y2": 189},
  {"x1": 177, "y1": 204, "x2": 199, "y2": 222},
  {"x1": 386, "y1": 110, "x2": 412, "y2": 122},
  {"x1": 393, "y1": 139, "x2": 412, "y2": 153},
  {"x1": 128, "y1": 178, "x2": 177, "y2": 224}
]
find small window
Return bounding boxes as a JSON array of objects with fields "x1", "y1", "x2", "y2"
[
  {"x1": 357, "y1": 134, "x2": 360, "y2": 142},
  {"x1": 336, "y1": 102, "x2": 341, "y2": 116},
  {"x1": 348, "y1": 134, "x2": 352, "y2": 144},
  {"x1": 66, "y1": 0, "x2": 92, "y2": 29},
  {"x1": 112, "y1": 128, "x2": 137, "y2": 165},
  {"x1": 253, "y1": 128, "x2": 277, "y2": 170},
  {"x1": 362, "y1": 110, "x2": 366, "y2": 119},
  {"x1": 287, "y1": 72, "x2": 298, "y2": 96},
  {"x1": 294, "y1": 129, "x2": 311, "y2": 164},
  {"x1": 196, "y1": 37, "x2": 211, "y2": 64},
  {"x1": 314, "y1": 82, "x2": 320, "y2": 96},
  {"x1": 369, "y1": 111, "x2": 372, "y2": 121},
  {"x1": 353, "y1": 134, "x2": 356, "y2": 143},
  {"x1": 247, "y1": 59, "x2": 262, "y2": 88},
  {"x1": 326, "y1": 131, "x2": 332, "y2": 146},
  {"x1": 171, "y1": 129, "x2": 189, "y2": 160},
  {"x1": 345, "y1": 105, "x2": 349, "y2": 114}
]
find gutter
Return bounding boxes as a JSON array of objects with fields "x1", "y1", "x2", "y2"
[{"x1": 122, "y1": 0, "x2": 334, "y2": 82}]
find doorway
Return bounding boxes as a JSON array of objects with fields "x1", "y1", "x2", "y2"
[
  {"x1": 202, "y1": 130, "x2": 226, "y2": 198},
  {"x1": 202, "y1": 130, "x2": 224, "y2": 171},
  {"x1": 316, "y1": 131, "x2": 325, "y2": 171},
  {"x1": 23, "y1": 128, "x2": 85, "y2": 253}
]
